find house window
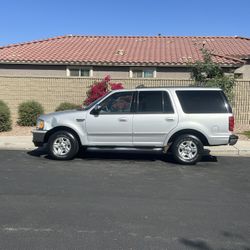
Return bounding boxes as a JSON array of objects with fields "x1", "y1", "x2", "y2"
[
  {"x1": 130, "y1": 68, "x2": 156, "y2": 78},
  {"x1": 133, "y1": 69, "x2": 143, "y2": 78},
  {"x1": 67, "y1": 67, "x2": 93, "y2": 77},
  {"x1": 144, "y1": 69, "x2": 154, "y2": 78}
]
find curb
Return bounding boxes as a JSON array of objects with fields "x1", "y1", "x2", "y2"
[
  {"x1": 0, "y1": 136, "x2": 35, "y2": 151},
  {"x1": 206, "y1": 141, "x2": 250, "y2": 156}
]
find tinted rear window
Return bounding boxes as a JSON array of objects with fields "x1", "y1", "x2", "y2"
[{"x1": 176, "y1": 90, "x2": 229, "y2": 113}]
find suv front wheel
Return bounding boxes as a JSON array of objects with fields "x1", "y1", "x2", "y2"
[
  {"x1": 48, "y1": 131, "x2": 79, "y2": 160},
  {"x1": 171, "y1": 134, "x2": 203, "y2": 165}
]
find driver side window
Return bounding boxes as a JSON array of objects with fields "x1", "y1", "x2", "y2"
[{"x1": 99, "y1": 92, "x2": 134, "y2": 114}]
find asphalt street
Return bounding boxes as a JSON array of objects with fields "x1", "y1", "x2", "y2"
[{"x1": 0, "y1": 149, "x2": 249, "y2": 250}]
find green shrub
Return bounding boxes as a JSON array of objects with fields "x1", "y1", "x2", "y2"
[
  {"x1": 191, "y1": 48, "x2": 235, "y2": 102},
  {"x1": 0, "y1": 100, "x2": 12, "y2": 132},
  {"x1": 55, "y1": 102, "x2": 79, "y2": 112},
  {"x1": 17, "y1": 100, "x2": 44, "y2": 126}
]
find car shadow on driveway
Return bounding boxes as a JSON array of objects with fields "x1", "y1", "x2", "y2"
[{"x1": 27, "y1": 147, "x2": 217, "y2": 165}]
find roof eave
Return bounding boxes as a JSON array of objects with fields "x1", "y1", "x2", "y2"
[{"x1": 0, "y1": 60, "x2": 243, "y2": 68}]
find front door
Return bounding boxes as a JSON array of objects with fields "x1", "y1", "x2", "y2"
[
  {"x1": 133, "y1": 90, "x2": 178, "y2": 146},
  {"x1": 86, "y1": 91, "x2": 134, "y2": 146}
]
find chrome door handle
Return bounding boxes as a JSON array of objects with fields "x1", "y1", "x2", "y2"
[
  {"x1": 119, "y1": 117, "x2": 127, "y2": 122},
  {"x1": 165, "y1": 117, "x2": 175, "y2": 121}
]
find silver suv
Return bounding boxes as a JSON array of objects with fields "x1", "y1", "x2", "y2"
[{"x1": 33, "y1": 87, "x2": 238, "y2": 164}]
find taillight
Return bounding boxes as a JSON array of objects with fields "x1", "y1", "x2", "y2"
[{"x1": 229, "y1": 116, "x2": 234, "y2": 132}]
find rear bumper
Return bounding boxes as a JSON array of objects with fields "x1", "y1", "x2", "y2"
[
  {"x1": 32, "y1": 130, "x2": 47, "y2": 147},
  {"x1": 229, "y1": 134, "x2": 238, "y2": 145}
]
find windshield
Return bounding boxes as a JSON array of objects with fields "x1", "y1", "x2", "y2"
[{"x1": 82, "y1": 93, "x2": 110, "y2": 111}]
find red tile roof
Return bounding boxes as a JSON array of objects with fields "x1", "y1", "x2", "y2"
[{"x1": 0, "y1": 35, "x2": 249, "y2": 66}]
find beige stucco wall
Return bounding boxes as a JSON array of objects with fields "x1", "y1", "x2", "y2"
[
  {"x1": 157, "y1": 67, "x2": 192, "y2": 79},
  {"x1": 1, "y1": 63, "x2": 250, "y2": 80},
  {"x1": 0, "y1": 64, "x2": 192, "y2": 79},
  {"x1": 0, "y1": 64, "x2": 67, "y2": 77},
  {"x1": 234, "y1": 64, "x2": 250, "y2": 80},
  {"x1": 93, "y1": 66, "x2": 193, "y2": 79},
  {"x1": 93, "y1": 66, "x2": 129, "y2": 78}
]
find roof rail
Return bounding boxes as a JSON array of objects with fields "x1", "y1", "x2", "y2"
[
  {"x1": 134, "y1": 85, "x2": 204, "y2": 89},
  {"x1": 135, "y1": 84, "x2": 221, "y2": 89}
]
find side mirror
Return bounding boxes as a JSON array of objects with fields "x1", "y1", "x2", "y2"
[{"x1": 91, "y1": 105, "x2": 102, "y2": 115}]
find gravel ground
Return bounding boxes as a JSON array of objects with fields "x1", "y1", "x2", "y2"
[
  {"x1": 0, "y1": 124, "x2": 34, "y2": 136},
  {"x1": 1, "y1": 123, "x2": 249, "y2": 140}
]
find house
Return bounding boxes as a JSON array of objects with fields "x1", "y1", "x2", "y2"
[
  {"x1": 0, "y1": 35, "x2": 250, "y2": 79},
  {"x1": 0, "y1": 35, "x2": 249, "y2": 125}
]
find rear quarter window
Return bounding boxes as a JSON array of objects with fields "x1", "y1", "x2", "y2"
[{"x1": 176, "y1": 90, "x2": 230, "y2": 113}]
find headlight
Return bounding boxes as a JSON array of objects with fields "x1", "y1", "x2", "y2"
[{"x1": 36, "y1": 119, "x2": 44, "y2": 130}]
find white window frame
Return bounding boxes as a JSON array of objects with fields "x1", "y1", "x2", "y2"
[
  {"x1": 129, "y1": 67, "x2": 156, "y2": 78},
  {"x1": 67, "y1": 66, "x2": 93, "y2": 77}
]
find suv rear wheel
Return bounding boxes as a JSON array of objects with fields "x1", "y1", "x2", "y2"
[
  {"x1": 172, "y1": 134, "x2": 203, "y2": 165},
  {"x1": 48, "y1": 131, "x2": 79, "y2": 160}
]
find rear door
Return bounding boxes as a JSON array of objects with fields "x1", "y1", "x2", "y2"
[{"x1": 133, "y1": 90, "x2": 178, "y2": 146}]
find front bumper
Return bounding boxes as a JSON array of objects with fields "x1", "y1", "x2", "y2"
[
  {"x1": 229, "y1": 134, "x2": 238, "y2": 145},
  {"x1": 32, "y1": 130, "x2": 47, "y2": 147}
]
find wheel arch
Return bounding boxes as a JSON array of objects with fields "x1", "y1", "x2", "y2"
[
  {"x1": 167, "y1": 129, "x2": 209, "y2": 146},
  {"x1": 44, "y1": 126, "x2": 82, "y2": 146}
]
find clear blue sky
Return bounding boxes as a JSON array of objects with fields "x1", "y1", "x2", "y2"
[{"x1": 0, "y1": 0, "x2": 249, "y2": 46}]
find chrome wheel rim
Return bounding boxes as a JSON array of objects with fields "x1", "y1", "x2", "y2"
[
  {"x1": 178, "y1": 140, "x2": 198, "y2": 161},
  {"x1": 52, "y1": 137, "x2": 71, "y2": 156}
]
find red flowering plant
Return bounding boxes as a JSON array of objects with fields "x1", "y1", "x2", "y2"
[{"x1": 83, "y1": 75, "x2": 124, "y2": 105}]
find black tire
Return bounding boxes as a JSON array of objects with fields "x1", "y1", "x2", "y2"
[
  {"x1": 48, "y1": 130, "x2": 79, "y2": 160},
  {"x1": 171, "y1": 134, "x2": 203, "y2": 165}
]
